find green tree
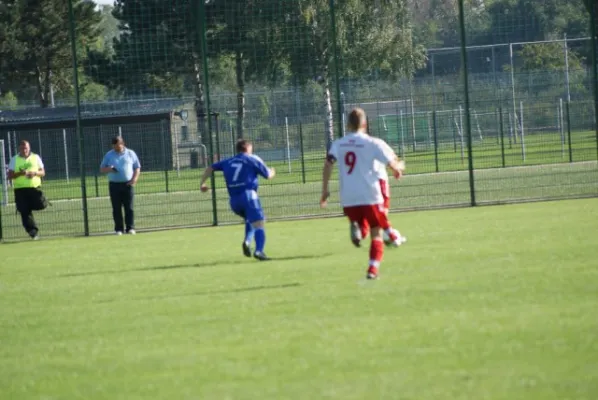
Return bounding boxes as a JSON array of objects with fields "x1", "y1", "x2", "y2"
[
  {"x1": 286, "y1": 0, "x2": 426, "y2": 145},
  {"x1": 485, "y1": 0, "x2": 589, "y2": 44},
  {"x1": 517, "y1": 42, "x2": 583, "y2": 72},
  {"x1": 97, "y1": 5, "x2": 121, "y2": 56},
  {"x1": 0, "y1": 91, "x2": 19, "y2": 108},
  {"x1": 205, "y1": 0, "x2": 287, "y2": 138},
  {"x1": 407, "y1": 0, "x2": 489, "y2": 48},
  {"x1": 0, "y1": 0, "x2": 101, "y2": 107},
  {"x1": 90, "y1": 0, "x2": 228, "y2": 137}
]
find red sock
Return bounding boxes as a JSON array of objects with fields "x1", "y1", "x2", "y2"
[
  {"x1": 386, "y1": 228, "x2": 398, "y2": 242},
  {"x1": 369, "y1": 238, "x2": 384, "y2": 268}
]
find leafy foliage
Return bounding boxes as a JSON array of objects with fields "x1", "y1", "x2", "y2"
[
  {"x1": 285, "y1": 0, "x2": 426, "y2": 142},
  {"x1": 0, "y1": 0, "x2": 101, "y2": 107}
]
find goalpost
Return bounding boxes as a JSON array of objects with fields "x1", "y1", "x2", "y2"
[{"x1": 378, "y1": 108, "x2": 466, "y2": 154}]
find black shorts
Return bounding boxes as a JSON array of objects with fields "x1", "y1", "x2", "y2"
[{"x1": 14, "y1": 187, "x2": 48, "y2": 211}]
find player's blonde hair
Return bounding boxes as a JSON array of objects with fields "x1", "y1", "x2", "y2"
[{"x1": 347, "y1": 107, "x2": 367, "y2": 132}]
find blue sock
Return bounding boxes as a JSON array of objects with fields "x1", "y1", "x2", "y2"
[
  {"x1": 254, "y1": 228, "x2": 266, "y2": 253},
  {"x1": 244, "y1": 222, "x2": 255, "y2": 244}
]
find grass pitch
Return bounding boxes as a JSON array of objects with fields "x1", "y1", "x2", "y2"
[{"x1": 1, "y1": 198, "x2": 597, "y2": 399}]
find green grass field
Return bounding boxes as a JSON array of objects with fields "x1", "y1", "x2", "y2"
[{"x1": 1, "y1": 199, "x2": 597, "y2": 399}]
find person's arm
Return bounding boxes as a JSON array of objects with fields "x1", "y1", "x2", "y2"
[
  {"x1": 25, "y1": 155, "x2": 45, "y2": 179},
  {"x1": 100, "y1": 152, "x2": 116, "y2": 174},
  {"x1": 254, "y1": 156, "x2": 276, "y2": 180},
  {"x1": 320, "y1": 156, "x2": 335, "y2": 208},
  {"x1": 7, "y1": 169, "x2": 24, "y2": 180},
  {"x1": 320, "y1": 141, "x2": 338, "y2": 208},
  {"x1": 128, "y1": 168, "x2": 140, "y2": 186},
  {"x1": 387, "y1": 158, "x2": 404, "y2": 179},
  {"x1": 127, "y1": 152, "x2": 141, "y2": 186},
  {"x1": 199, "y1": 166, "x2": 214, "y2": 192},
  {"x1": 25, "y1": 168, "x2": 45, "y2": 179},
  {"x1": 7, "y1": 157, "x2": 23, "y2": 180},
  {"x1": 375, "y1": 141, "x2": 404, "y2": 179}
]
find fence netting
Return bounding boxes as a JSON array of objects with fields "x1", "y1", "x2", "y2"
[{"x1": 0, "y1": 0, "x2": 596, "y2": 240}]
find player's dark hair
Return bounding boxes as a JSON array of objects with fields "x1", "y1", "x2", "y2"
[
  {"x1": 236, "y1": 139, "x2": 251, "y2": 153},
  {"x1": 111, "y1": 136, "x2": 124, "y2": 145},
  {"x1": 347, "y1": 108, "x2": 366, "y2": 132}
]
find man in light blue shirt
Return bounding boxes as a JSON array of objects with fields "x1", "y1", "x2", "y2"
[{"x1": 100, "y1": 136, "x2": 141, "y2": 235}]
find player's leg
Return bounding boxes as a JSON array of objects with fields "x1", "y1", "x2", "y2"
[
  {"x1": 378, "y1": 179, "x2": 406, "y2": 246},
  {"x1": 249, "y1": 220, "x2": 268, "y2": 260},
  {"x1": 360, "y1": 219, "x2": 370, "y2": 240},
  {"x1": 246, "y1": 193, "x2": 269, "y2": 260},
  {"x1": 380, "y1": 216, "x2": 401, "y2": 247},
  {"x1": 364, "y1": 205, "x2": 389, "y2": 280},
  {"x1": 349, "y1": 220, "x2": 361, "y2": 247},
  {"x1": 229, "y1": 196, "x2": 253, "y2": 257},
  {"x1": 109, "y1": 183, "x2": 124, "y2": 234},
  {"x1": 123, "y1": 184, "x2": 135, "y2": 234},
  {"x1": 345, "y1": 207, "x2": 368, "y2": 247},
  {"x1": 242, "y1": 220, "x2": 254, "y2": 257},
  {"x1": 367, "y1": 226, "x2": 385, "y2": 280},
  {"x1": 16, "y1": 189, "x2": 38, "y2": 239}
]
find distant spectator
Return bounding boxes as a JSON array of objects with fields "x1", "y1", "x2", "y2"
[
  {"x1": 100, "y1": 136, "x2": 141, "y2": 235},
  {"x1": 7, "y1": 140, "x2": 47, "y2": 239}
]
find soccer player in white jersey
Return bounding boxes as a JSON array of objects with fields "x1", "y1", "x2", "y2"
[{"x1": 320, "y1": 108, "x2": 405, "y2": 280}]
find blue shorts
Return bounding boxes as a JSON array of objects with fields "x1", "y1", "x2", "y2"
[{"x1": 229, "y1": 190, "x2": 265, "y2": 223}]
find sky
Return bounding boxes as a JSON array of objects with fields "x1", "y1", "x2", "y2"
[{"x1": 93, "y1": 0, "x2": 114, "y2": 5}]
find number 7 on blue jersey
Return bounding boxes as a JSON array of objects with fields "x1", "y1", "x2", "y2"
[{"x1": 231, "y1": 163, "x2": 243, "y2": 181}]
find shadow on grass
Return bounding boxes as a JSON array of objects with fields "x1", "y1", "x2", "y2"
[
  {"x1": 97, "y1": 282, "x2": 301, "y2": 303},
  {"x1": 56, "y1": 253, "x2": 333, "y2": 278},
  {"x1": 265, "y1": 253, "x2": 334, "y2": 261}
]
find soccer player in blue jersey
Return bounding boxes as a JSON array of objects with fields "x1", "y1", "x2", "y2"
[{"x1": 199, "y1": 139, "x2": 276, "y2": 260}]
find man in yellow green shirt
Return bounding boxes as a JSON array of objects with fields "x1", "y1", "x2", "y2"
[{"x1": 7, "y1": 140, "x2": 46, "y2": 239}]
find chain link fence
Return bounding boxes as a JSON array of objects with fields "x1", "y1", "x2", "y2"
[{"x1": 0, "y1": 0, "x2": 596, "y2": 240}]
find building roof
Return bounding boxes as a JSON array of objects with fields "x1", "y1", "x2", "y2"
[{"x1": 0, "y1": 98, "x2": 189, "y2": 126}]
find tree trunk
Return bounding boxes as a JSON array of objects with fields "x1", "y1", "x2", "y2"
[
  {"x1": 193, "y1": 60, "x2": 206, "y2": 141},
  {"x1": 322, "y1": 71, "x2": 334, "y2": 150},
  {"x1": 44, "y1": 63, "x2": 52, "y2": 108},
  {"x1": 36, "y1": 66, "x2": 48, "y2": 108},
  {"x1": 235, "y1": 48, "x2": 245, "y2": 139}
]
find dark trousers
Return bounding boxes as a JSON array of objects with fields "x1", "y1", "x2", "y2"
[
  {"x1": 109, "y1": 182, "x2": 135, "y2": 232},
  {"x1": 14, "y1": 188, "x2": 39, "y2": 237}
]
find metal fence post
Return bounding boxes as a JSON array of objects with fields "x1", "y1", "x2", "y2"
[
  {"x1": 160, "y1": 120, "x2": 169, "y2": 193},
  {"x1": 433, "y1": 111, "x2": 439, "y2": 173},
  {"x1": 214, "y1": 112, "x2": 221, "y2": 162},
  {"x1": 458, "y1": 0, "x2": 476, "y2": 206},
  {"x1": 0, "y1": 139, "x2": 7, "y2": 207},
  {"x1": 590, "y1": 2, "x2": 598, "y2": 161},
  {"x1": 198, "y1": 0, "x2": 218, "y2": 226},
  {"x1": 299, "y1": 123, "x2": 306, "y2": 184},
  {"x1": 62, "y1": 129, "x2": 70, "y2": 183},
  {"x1": 499, "y1": 107, "x2": 506, "y2": 168},
  {"x1": 68, "y1": 0, "x2": 89, "y2": 236},
  {"x1": 329, "y1": 0, "x2": 343, "y2": 141},
  {"x1": 566, "y1": 101, "x2": 573, "y2": 163},
  {"x1": 0, "y1": 139, "x2": 6, "y2": 240}
]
